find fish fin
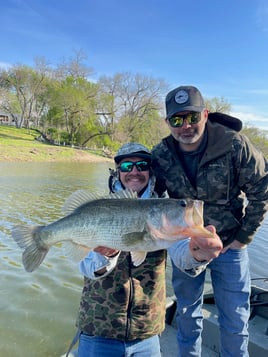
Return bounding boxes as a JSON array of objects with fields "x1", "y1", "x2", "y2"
[
  {"x1": 62, "y1": 190, "x2": 101, "y2": 215},
  {"x1": 62, "y1": 189, "x2": 138, "y2": 215},
  {"x1": 131, "y1": 251, "x2": 147, "y2": 266},
  {"x1": 108, "y1": 189, "x2": 138, "y2": 199},
  {"x1": 61, "y1": 241, "x2": 91, "y2": 262},
  {"x1": 121, "y1": 231, "x2": 147, "y2": 245},
  {"x1": 12, "y1": 225, "x2": 49, "y2": 272}
]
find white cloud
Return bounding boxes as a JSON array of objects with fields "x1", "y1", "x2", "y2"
[
  {"x1": 231, "y1": 109, "x2": 268, "y2": 131},
  {"x1": 245, "y1": 88, "x2": 268, "y2": 95}
]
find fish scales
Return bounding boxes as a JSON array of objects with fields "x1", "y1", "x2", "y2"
[{"x1": 37, "y1": 199, "x2": 161, "y2": 249}]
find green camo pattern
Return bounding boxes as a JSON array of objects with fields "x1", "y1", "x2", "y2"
[{"x1": 76, "y1": 250, "x2": 166, "y2": 340}]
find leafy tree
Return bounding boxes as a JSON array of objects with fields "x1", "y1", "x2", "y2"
[
  {"x1": 0, "y1": 87, "x2": 21, "y2": 124},
  {"x1": 242, "y1": 126, "x2": 268, "y2": 157},
  {"x1": 4, "y1": 54, "x2": 267, "y2": 157},
  {"x1": 0, "y1": 65, "x2": 49, "y2": 128},
  {"x1": 46, "y1": 76, "x2": 98, "y2": 145}
]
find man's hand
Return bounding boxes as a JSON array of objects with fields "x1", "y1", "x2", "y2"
[
  {"x1": 189, "y1": 225, "x2": 223, "y2": 262},
  {"x1": 94, "y1": 246, "x2": 119, "y2": 257}
]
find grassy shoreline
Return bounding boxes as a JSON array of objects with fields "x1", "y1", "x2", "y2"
[{"x1": 0, "y1": 125, "x2": 113, "y2": 163}]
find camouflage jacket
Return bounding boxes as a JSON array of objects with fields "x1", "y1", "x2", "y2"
[
  {"x1": 152, "y1": 120, "x2": 268, "y2": 246},
  {"x1": 76, "y1": 249, "x2": 167, "y2": 341}
]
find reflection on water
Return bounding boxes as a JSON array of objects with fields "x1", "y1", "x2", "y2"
[{"x1": 0, "y1": 162, "x2": 267, "y2": 357}]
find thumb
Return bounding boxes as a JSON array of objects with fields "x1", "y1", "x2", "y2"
[{"x1": 205, "y1": 225, "x2": 216, "y2": 235}]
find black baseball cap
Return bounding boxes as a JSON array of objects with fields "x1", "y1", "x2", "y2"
[{"x1": 165, "y1": 85, "x2": 205, "y2": 120}]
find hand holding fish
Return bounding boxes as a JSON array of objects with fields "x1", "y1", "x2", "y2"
[{"x1": 189, "y1": 225, "x2": 223, "y2": 262}]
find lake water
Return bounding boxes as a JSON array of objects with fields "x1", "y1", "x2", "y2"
[{"x1": 0, "y1": 162, "x2": 267, "y2": 357}]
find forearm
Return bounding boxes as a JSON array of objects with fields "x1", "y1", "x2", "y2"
[{"x1": 168, "y1": 240, "x2": 209, "y2": 277}]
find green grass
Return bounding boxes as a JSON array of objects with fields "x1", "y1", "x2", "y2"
[{"x1": 0, "y1": 125, "x2": 111, "y2": 162}]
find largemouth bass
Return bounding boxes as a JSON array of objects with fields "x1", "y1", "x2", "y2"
[{"x1": 12, "y1": 190, "x2": 213, "y2": 272}]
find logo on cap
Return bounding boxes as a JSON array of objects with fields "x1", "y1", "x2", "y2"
[{"x1": 175, "y1": 90, "x2": 189, "y2": 104}]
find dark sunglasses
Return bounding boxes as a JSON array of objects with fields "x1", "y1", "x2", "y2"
[
  {"x1": 168, "y1": 112, "x2": 202, "y2": 128},
  {"x1": 118, "y1": 160, "x2": 150, "y2": 173}
]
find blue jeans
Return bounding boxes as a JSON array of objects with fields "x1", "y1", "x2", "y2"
[
  {"x1": 171, "y1": 248, "x2": 250, "y2": 357},
  {"x1": 78, "y1": 333, "x2": 161, "y2": 357}
]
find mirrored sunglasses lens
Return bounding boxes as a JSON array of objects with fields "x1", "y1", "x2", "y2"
[
  {"x1": 119, "y1": 161, "x2": 150, "y2": 172},
  {"x1": 169, "y1": 113, "x2": 201, "y2": 127},
  {"x1": 169, "y1": 116, "x2": 183, "y2": 127},
  {"x1": 189, "y1": 113, "x2": 200, "y2": 124},
  {"x1": 119, "y1": 162, "x2": 134, "y2": 172},
  {"x1": 135, "y1": 161, "x2": 150, "y2": 171}
]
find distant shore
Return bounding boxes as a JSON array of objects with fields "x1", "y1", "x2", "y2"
[
  {"x1": 0, "y1": 144, "x2": 113, "y2": 163},
  {"x1": 0, "y1": 125, "x2": 113, "y2": 163}
]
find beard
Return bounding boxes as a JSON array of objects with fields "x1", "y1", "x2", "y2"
[{"x1": 173, "y1": 127, "x2": 203, "y2": 146}]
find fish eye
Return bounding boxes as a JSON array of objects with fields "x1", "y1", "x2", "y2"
[{"x1": 179, "y1": 200, "x2": 187, "y2": 207}]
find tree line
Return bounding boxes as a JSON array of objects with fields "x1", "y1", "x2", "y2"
[{"x1": 0, "y1": 51, "x2": 267, "y2": 155}]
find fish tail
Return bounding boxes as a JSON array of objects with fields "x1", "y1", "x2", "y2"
[{"x1": 12, "y1": 225, "x2": 49, "y2": 272}]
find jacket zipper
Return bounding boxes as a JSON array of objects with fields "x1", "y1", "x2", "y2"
[{"x1": 125, "y1": 253, "x2": 133, "y2": 340}]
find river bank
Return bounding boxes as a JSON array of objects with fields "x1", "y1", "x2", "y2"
[
  {"x1": 0, "y1": 125, "x2": 113, "y2": 163},
  {"x1": 0, "y1": 143, "x2": 113, "y2": 163}
]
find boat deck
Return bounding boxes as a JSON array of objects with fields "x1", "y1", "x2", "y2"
[
  {"x1": 160, "y1": 322, "x2": 218, "y2": 356},
  {"x1": 62, "y1": 288, "x2": 268, "y2": 357},
  {"x1": 160, "y1": 302, "x2": 268, "y2": 357}
]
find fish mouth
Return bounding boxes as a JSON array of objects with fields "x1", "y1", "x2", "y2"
[
  {"x1": 193, "y1": 200, "x2": 204, "y2": 226},
  {"x1": 149, "y1": 199, "x2": 213, "y2": 241},
  {"x1": 185, "y1": 200, "x2": 204, "y2": 227},
  {"x1": 184, "y1": 200, "x2": 214, "y2": 237}
]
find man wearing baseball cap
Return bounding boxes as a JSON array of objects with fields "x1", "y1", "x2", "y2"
[{"x1": 152, "y1": 85, "x2": 268, "y2": 356}]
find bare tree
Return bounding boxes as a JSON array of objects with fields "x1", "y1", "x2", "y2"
[
  {"x1": 54, "y1": 49, "x2": 94, "y2": 80},
  {"x1": 98, "y1": 72, "x2": 168, "y2": 142},
  {"x1": 205, "y1": 96, "x2": 231, "y2": 113}
]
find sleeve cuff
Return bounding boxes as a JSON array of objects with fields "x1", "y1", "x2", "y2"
[
  {"x1": 233, "y1": 229, "x2": 252, "y2": 244},
  {"x1": 168, "y1": 240, "x2": 209, "y2": 277},
  {"x1": 79, "y1": 251, "x2": 120, "y2": 279}
]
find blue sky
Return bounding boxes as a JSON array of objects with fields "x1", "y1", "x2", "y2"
[{"x1": 1, "y1": 0, "x2": 268, "y2": 129}]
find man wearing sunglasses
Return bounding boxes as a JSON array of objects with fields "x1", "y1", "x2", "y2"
[
  {"x1": 71, "y1": 142, "x2": 222, "y2": 357},
  {"x1": 151, "y1": 85, "x2": 268, "y2": 357}
]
